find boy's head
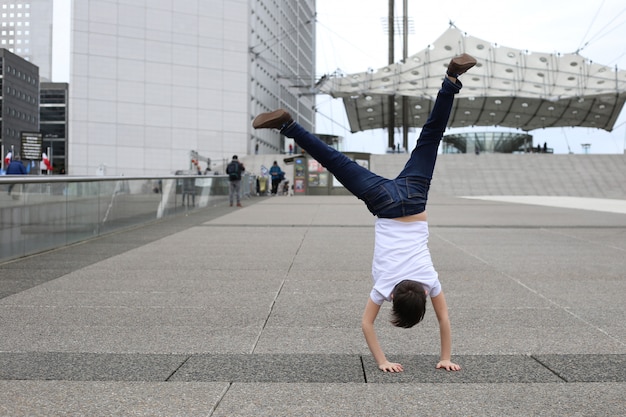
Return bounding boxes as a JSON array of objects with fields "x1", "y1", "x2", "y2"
[{"x1": 390, "y1": 280, "x2": 427, "y2": 328}]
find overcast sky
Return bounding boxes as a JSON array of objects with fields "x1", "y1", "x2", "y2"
[
  {"x1": 51, "y1": 0, "x2": 70, "y2": 81},
  {"x1": 315, "y1": 0, "x2": 626, "y2": 154}
]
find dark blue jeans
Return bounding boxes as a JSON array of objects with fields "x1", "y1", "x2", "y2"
[{"x1": 282, "y1": 77, "x2": 461, "y2": 218}]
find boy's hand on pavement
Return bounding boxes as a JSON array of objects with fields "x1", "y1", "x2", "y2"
[
  {"x1": 378, "y1": 361, "x2": 404, "y2": 373},
  {"x1": 436, "y1": 359, "x2": 461, "y2": 371}
]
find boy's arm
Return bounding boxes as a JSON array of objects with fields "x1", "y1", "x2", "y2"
[
  {"x1": 361, "y1": 298, "x2": 404, "y2": 373},
  {"x1": 430, "y1": 290, "x2": 461, "y2": 371}
]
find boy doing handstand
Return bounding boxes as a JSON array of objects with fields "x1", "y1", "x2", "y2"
[{"x1": 253, "y1": 54, "x2": 476, "y2": 373}]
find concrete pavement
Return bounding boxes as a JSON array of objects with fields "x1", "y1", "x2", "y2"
[{"x1": 1, "y1": 193, "x2": 625, "y2": 416}]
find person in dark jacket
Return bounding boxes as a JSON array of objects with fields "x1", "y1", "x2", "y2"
[
  {"x1": 226, "y1": 155, "x2": 245, "y2": 207},
  {"x1": 269, "y1": 161, "x2": 284, "y2": 195},
  {"x1": 6, "y1": 155, "x2": 27, "y2": 195}
]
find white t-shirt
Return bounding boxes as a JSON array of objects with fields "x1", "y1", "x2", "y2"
[{"x1": 370, "y1": 218, "x2": 441, "y2": 305}]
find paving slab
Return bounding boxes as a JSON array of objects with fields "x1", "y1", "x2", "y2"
[
  {"x1": 0, "y1": 352, "x2": 188, "y2": 381},
  {"x1": 362, "y1": 355, "x2": 563, "y2": 383},
  {"x1": 211, "y1": 382, "x2": 626, "y2": 417},
  {"x1": 533, "y1": 354, "x2": 626, "y2": 382},
  {"x1": 0, "y1": 381, "x2": 227, "y2": 417},
  {"x1": 169, "y1": 354, "x2": 365, "y2": 383},
  {"x1": 0, "y1": 324, "x2": 266, "y2": 355}
]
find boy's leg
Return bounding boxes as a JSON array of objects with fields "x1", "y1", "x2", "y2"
[
  {"x1": 234, "y1": 180, "x2": 242, "y2": 205},
  {"x1": 397, "y1": 54, "x2": 476, "y2": 181},
  {"x1": 396, "y1": 76, "x2": 460, "y2": 180},
  {"x1": 229, "y1": 182, "x2": 235, "y2": 206},
  {"x1": 253, "y1": 112, "x2": 387, "y2": 200}
]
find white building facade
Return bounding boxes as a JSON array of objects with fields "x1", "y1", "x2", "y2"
[
  {"x1": 2, "y1": 0, "x2": 316, "y2": 175},
  {"x1": 249, "y1": 1, "x2": 316, "y2": 156}
]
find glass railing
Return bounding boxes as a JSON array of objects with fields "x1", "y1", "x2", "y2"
[{"x1": 0, "y1": 174, "x2": 256, "y2": 262}]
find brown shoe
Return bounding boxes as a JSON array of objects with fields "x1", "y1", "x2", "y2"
[
  {"x1": 236, "y1": 202, "x2": 242, "y2": 207},
  {"x1": 252, "y1": 109, "x2": 293, "y2": 130},
  {"x1": 447, "y1": 53, "x2": 477, "y2": 78}
]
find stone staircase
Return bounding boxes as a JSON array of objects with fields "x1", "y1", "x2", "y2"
[
  {"x1": 371, "y1": 153, "x2": 626, "y2": 199},
  {"x1": 240, "y1": 153, "x2": 625, "y2": 199}
]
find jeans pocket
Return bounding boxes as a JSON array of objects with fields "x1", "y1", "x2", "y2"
[
  {"x1": 362, "y1": 184, "x2": 395, "y2": 213},
  {"x1": 405, "y1": 177, "x2": 430, "y2": 200}
]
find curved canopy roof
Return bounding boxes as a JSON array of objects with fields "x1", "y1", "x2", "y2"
[{"x1": 318, "y1": 27, "x2": 626, "y2": 133}]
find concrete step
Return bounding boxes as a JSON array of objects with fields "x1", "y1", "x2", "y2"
[{"x1": 371, "y1": 153, "x2": 626, "y2": 198}]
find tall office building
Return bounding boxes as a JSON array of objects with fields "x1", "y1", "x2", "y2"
[
  {"x1": 0, "y1": 48, "x2": 39, "y2": 158},
  {"x1": 2, "y1": 0, "x2": 316, "y2": 175},
  {"x1": 40, "y1": 81, "x2": 68, "y2": 173},
  {"x1": 249, "y1": 1, "x2": 316, "y2": 156}
]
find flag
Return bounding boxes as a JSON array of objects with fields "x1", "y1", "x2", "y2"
[
  {"x1": 42, "y1": 152, "x2": 53, "y2": 171},
  {"x1": 4, "y1": 151, "x2": 11, "y2": 167}
]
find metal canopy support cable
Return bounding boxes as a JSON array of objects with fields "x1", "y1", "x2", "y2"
[
  {"x1": 387, "y1": 0, "x2": 395, "y2": 150},
  {"x1": 402, "y1": 0, "x2": 409, "y2": 151}
]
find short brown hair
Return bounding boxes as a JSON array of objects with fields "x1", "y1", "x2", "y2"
[{"x1": 390, "y1": 280, "x2": 427, "y2": 328}]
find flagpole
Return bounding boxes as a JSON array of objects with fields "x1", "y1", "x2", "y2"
[{"x1": 47, "y1": 146, "x2": 52, "y2": 175}]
